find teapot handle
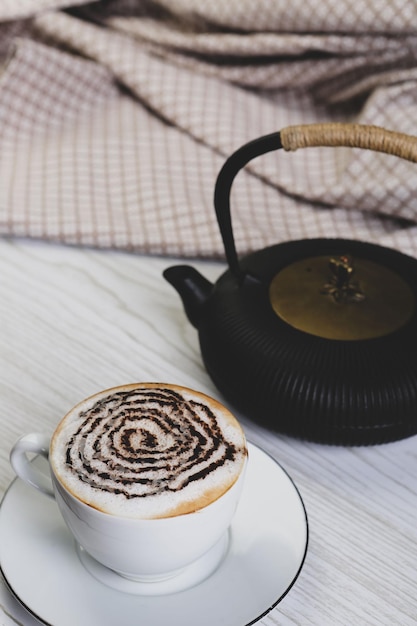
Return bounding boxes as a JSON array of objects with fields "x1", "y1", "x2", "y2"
[{"x1": 214, "y1": 122, "x2": 417, "y2": 284}]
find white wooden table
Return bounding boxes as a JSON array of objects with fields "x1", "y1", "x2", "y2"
[{"x1": 0, "y1": 238, "x2": 416, "y2": 625}]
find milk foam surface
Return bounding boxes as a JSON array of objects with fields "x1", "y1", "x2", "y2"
[{"x1": 50, "y1": 384, "x2": 247, "y2": 519}]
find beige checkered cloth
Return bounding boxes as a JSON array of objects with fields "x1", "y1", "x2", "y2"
[{"x1": 1, "y1": 1, "x2": 417, "y2": 259}]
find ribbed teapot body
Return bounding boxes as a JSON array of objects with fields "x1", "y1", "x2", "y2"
[{"x1": 197, "y1": 239, "x2": 417, "y2": 445}]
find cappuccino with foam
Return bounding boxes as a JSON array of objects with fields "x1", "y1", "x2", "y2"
[{"x1": 50, "y1": 383, "x2": 247, "y2": 520}]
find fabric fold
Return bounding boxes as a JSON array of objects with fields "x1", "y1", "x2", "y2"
[{"x1": 1, "y1": 1, "x2": 416, "y2": 259}]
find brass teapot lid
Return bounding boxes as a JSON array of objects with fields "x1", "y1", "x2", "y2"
[{"x1": 269, "y1": 254, "x2": 415, "y2": 340}]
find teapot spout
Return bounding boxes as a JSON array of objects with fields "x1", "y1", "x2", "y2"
[{"x1": 163, "y1": 265, "x2": 213, "y2": 329}]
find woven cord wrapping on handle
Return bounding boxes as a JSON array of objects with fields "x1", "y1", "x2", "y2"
[{"x1": 280, "y1": 123, "x2": 417, "y2": 162}]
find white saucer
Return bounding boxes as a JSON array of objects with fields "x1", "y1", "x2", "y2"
[{"x1": 0, "y1": 442, "x2": 308, "y2": 626}]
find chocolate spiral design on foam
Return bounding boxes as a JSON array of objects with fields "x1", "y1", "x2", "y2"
[{"x1": 65, "y1": 387, "x2": 240, "y2": 499}]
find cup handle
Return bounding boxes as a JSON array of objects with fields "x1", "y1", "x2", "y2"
[{"x1": 10, "y1": 433, "x2": 54, "y2": 498}]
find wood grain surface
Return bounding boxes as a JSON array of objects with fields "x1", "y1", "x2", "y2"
[{"x1": 0, "y1": 238, "x2": 416, "y2": 625}]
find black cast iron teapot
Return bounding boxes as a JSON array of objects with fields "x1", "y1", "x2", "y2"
[{"x1": 164, "y1": 123, "x2": 417, "y2": 445}]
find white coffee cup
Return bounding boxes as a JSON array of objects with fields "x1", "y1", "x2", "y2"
[{"x1": 10, "y1": 384, "x2": 247, "y2": 586}]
